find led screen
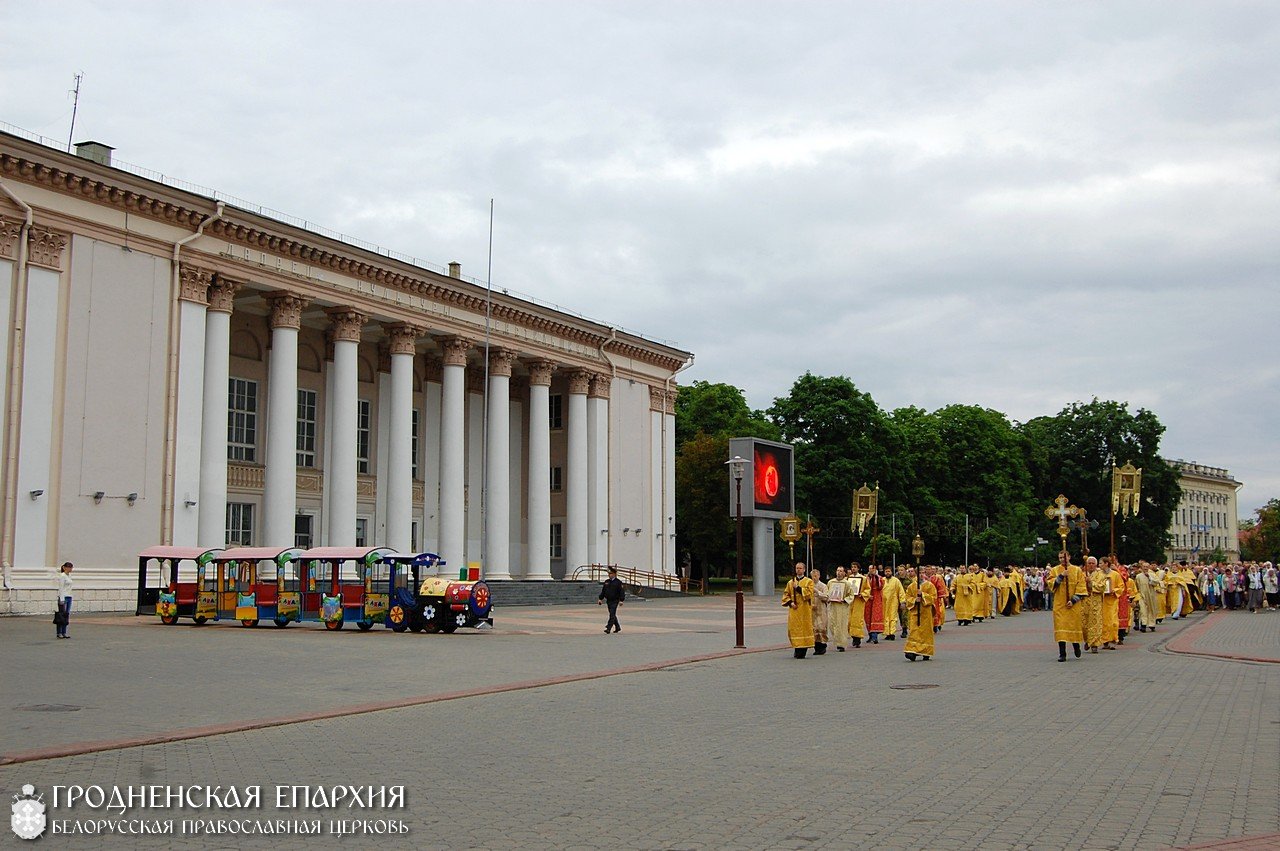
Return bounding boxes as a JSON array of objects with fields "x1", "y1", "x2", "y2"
[{"x1": 728, "y1": 437, "x2": 794, "y2": 519}]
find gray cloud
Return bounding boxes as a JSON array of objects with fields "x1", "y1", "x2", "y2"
[{"x1": 3, "y1": 0, "x2": 1277, "y2": 513}]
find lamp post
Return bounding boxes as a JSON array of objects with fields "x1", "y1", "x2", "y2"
[{"x1": 726, "y1": 455, "x2": 747, "y2": 648}]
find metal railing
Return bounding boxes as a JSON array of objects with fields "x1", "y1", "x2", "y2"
[{"x1": 569, "y1": 564, "x2": 701, "y2": 594}]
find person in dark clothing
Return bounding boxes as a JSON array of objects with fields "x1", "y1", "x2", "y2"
[{"x1": 599, "y1": 568, "x2": 625, "y2": 633}]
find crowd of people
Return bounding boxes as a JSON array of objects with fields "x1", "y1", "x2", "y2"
[{"x1": 780, "y1": 556, "x2": 1279, "y2": 662}]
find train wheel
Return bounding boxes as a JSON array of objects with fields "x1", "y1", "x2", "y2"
[
  {"x1": 442, "y1": 611, "x2": 467, "y2": 634},
  {"x1": 193, "y1": 616, "x2": 208, "y2": 626},
  {"x1": 324, "y1": 618, "x2": 344, "y2": 631},
  {"x1": 420, "y1": 604, "x2": 441, "y2": 633},
  {"x1": 357, "y1": 621, "x2": 373, "y2": 631},
  {"x1": 241, "y1": 619, "x2": 259, "y2": 628},
  {"x1": 273, "y1": 617, "x2": 290, "y2": 628},
  {"x1": 160, "y1": 615, "x2": 178, "y2": 626},
  {"x1": 387, "y1": 604, "x2": 409, "y2": 633},
  {"x1": 409, "y1": 623, "x2": 424, "y2": 633}
]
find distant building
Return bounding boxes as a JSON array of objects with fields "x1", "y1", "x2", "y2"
[{"x1": 1164, "y1": 459, "x2": 1241, "y2": 563}]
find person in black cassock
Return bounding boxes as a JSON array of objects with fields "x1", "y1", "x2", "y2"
[{"x1": 599, "y1": 567, "x2": 625, "y2": 633}]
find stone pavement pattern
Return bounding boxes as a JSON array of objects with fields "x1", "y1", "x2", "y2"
[{"x1": 1, "y1": 600, "x2": 1277, "y2": 850}]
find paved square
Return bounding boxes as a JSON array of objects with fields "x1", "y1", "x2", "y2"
[{"x1": 1, "y1": 598, "x2": 1277, "y2": 849}]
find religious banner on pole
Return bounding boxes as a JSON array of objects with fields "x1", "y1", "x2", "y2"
[
  {"x1": 851, "y1": 483, "x2": 878, "y2": 535},
  {"x1": 1112, "y1": 461, "x2": 1143, "y2": 517}
]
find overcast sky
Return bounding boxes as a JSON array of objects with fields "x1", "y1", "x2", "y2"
[{"x1": 3, "y1": 1, "x2": 1277, "y2": 516}]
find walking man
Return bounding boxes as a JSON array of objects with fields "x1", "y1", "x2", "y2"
[{"x1": 598, "y1": 567, "x2": 625, "y2": 633}]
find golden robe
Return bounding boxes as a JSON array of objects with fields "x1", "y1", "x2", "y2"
[
  {"x1": 825, "y1": 577, "x2": 853, "y2": 647},
  {"x1": 881, "y1": 575, "x2": 904, "y2": 636},
  {"x1": 998, "y1": 576, "x2": 1015, "y2": 615},
  {"x1": 1096, "y1": 569, "x2": 1120, "y2": 644},
  {"x1": 903, "y1": 579, "x2": 937, "y2": 657},
  {"x1": 1135, "y1": 572, "x2": 1159, "y2": 628},
  {"x1": 1179, "y1": 569, "x2": 1197, "y2": 614},
  {"x1": 1048, "y1": 564, "x2": 1087, "y2": 642},
  {"x1": 984, "y1": 572, "x2": 1000, "y2": 617},
  {"x1": 1150, "y1": 569, "x2": 1169, "y2": 619},
  {"x1": 811, "y1": 579, "x2": 830, "y2": 645},
  {"x1": 953, "y1": 572, "x2": 975, "y2": 622},
  {"x1": 1011, "y1": 569, "x2": 1025, "y2": 614},
  {"x1": 847, "y1": 574, "x2": 873, "y2": 639},
  {"x1": 782, "y1": 576, "x2": 815, "y2": 649}
]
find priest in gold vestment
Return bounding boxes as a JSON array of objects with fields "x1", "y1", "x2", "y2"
[
  {"x1": 1048, "y1": 550, "x2": 1088, "y2": 661},
  {"x1": 881, "y1": 567, "x2": 904, "y2": 641},
  {"x1": 782, "y1": 562, "x2": 816, "y2": 659},
  {"x1": 903, "y1": 572, "x2": 937, "y2": 661}
]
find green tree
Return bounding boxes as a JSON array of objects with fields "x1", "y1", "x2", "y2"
[
  {"x1": 1019, "y1": 399, "x2": 1179, "y2": 562},
  {"x1": 673, "y1": 381, "x2": 779, "y2": 579},
  {"x1": 1241, "y1": 500, "x2": 1280, "y2": 562},
  {"x1": 767, "y1": 373, "x2": 902, "y2": 565}
]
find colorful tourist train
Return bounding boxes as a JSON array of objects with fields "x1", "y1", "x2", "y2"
[{"x1": 135, "y1": 546, "x2": 492, "y2": 633}]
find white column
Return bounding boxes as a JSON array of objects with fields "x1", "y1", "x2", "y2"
[
  {"x1": 262, "y1": 291, "x2": 308, "y2": 545},
  {"x1": 437, "y1": 337, "x2": 471, "y2": 573},
  {"x1": 465, "y1": 376, "x2": 484, "y2": 565},
  {"x1": 483, "y1": 349, "x2": 515, "y2": 579},
  {"x1": 565, "y1": 370, "x2": 591, "y2": 574},
  {"x1": 587, "y1": 375, "x2": 611, "y2": 567},
  {"x1": 422, "y1": 361, "x2": 442, "y2": 564},
  {"x1": 663, "y1": 388, "x2": 677, "y2": 574},
  {"x1": 197, "y1": 274, "x2": 241, "y2": 547},
  {"x1": 171, "y1": 265, "x2": 209, "y2": 547},
  {"x1": 508, "y1": 389, "x2": 524, "y2": 576},
  {"x1": 525, "y1": 361, "x2": 555, "y2": 579},
  {"x1": 324, "y1": 307, "x2": 365, "y2": 547},
  {"x1": 385, "y1": 323, "x2": 422, "y2": 553},
  {"x1": 649, "y1": 387, "x2": 664, "y2": 572}
]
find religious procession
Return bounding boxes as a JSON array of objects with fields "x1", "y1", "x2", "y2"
[{"x1": 780, "y1": 555, "x2": 1276, "y2": 663}]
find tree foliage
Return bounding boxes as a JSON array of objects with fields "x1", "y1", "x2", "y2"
[{"x1": 1241, "y1": 499, "x2": 1280, "y2": 563}]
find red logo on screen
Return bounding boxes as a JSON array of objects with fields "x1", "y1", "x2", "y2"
[{"x1": 754, "y1": 448, "x2": 786, "y2": 508}]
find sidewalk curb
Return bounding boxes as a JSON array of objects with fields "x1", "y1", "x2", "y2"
[
  {"x1": 0, "y1": 643, "x2": 787, "y2": 766},
  {"x1": 1160, "y1": 611, "x2": 1280, "y2": 665}
]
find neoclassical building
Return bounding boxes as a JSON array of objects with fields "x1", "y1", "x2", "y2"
[
  {"x1": 1164, "y1": 459, "x2": 1242, "y2": 563},
  {"x1": 0, "y1": 129, "x2": 691, "y2": 612}
]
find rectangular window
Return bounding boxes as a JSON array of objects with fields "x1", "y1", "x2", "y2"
[
  {"x1": 550, "y1": 522, "x2": 563, "y2": 560},
  {"x1": 357, "y1": 399, "x2": 371, "y2": 475},
  {"x1": 296, "y1": 389, "x2": 317, "y2": 467},
  {"x1": 355, "y1": 518, "x2": 369, "y2": 548},
  {"x1": 411, "y1": 409, "x2": 420, "y2": 480},
  {"x1": 411, "y1": 520, "x2": 419, "y2": 552},
  {"x1": 294, "y1": 513, "x2": 314, "y2": 549},
  {"x1": 227, "y1": 378, "x2": 258, "y2": 462},
  {"x1": 550, "y1": 465, "x2": 563, "y2": 493},
  {"x1": 549, "y1": 393, "x2": 563, "y2": 430},
  {"x1": 226, "y1": 503, "x2": 254, "y2": 546}
]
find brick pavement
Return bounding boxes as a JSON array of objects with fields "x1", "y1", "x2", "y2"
[
  {"x1": 1165, "y1": 610, "x2": 1280, "y2": 663},
  {"x1": 1, "y1": 604, "x2": 1277, "y2": 850}
]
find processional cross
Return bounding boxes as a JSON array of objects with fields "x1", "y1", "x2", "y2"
[{"x1": 1044, "y1": 494, "x2": 1080, "y2": 555}]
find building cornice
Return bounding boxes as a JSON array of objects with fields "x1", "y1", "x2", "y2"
[{"x1": 0, "y1": 133, "x2": 692, "y2": 374}]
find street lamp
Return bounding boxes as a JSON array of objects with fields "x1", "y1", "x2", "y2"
[{"x1": 726, "y1": 455, "x2": 747, "y2": 649}]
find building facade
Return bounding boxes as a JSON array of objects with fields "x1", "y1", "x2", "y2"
[
  {"x1": 1164, "y1": 459, "x2": 1241, "y2": 563},
  {"x1": 0, "y1": 130, "x2": 691, "y2": 613}
]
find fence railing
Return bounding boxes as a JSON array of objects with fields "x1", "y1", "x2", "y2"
[{"x1": 569, "y1": 564, "x2": 701, "y2": 594}]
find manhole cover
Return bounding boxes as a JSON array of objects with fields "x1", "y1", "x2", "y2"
[
  {"x1": 15, "y1": 704, "x2": 82, "y2": 712},
  {"x1": 889, "y1": 684, "x2": 940, "y2": 690}
]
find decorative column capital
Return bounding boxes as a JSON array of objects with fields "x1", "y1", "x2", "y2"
[
  {"x1": 488, "y1": 347, "x2": 517, "y2": 378},
  {"x1": 423, "y1": 356, "x2": 443, "y2": 383},
  {"x1": 665, "y1": 387, "x2": 679, "y2": 409},
  {"x1": 325, "y1": 306, "x2": 368, "y2": 342},
  {"x1": 0, "y1": 216, "x2": 20, "y2": 260},
  {"x1": 27, "y1": 225, "x2": 69, "y2": 271},
  {"x1": 208, "y1": 274, "x2": 244, "y2": 314},
  {"x1": 177, "y1": 262, "x2": 212, "y2": 306},
  {"x1": 589, "y1": 373, "x2": 612, "y2": 400},
  {"x1": 439, "y1": 336, "x2": 473, "y2": 367},
  {"x1": 377, "y1": 342, "x2": 392, "y2": 374},
  {"x1": 567, "y1": 370, "x2": 592, "y2": 396},
  {"x1": 526, "y1": 360, "x2": 556, "y2": 387},
  {"x1": 649, "y1": 385, "x2": 667, "y2": 412},
  {"x1": 385, "y1": 322, "x2": 425, "y2": 356},
  {"x1": 265, "y1": 290, "x2": 310, "y2": 330}
]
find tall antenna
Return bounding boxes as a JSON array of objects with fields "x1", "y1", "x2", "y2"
[
  {"x1": 67, "y1": 72, "x2": 84, "y2": 152},
  {"x1": 479, "y1": 199, "x2": 495, "y2": 575}
]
